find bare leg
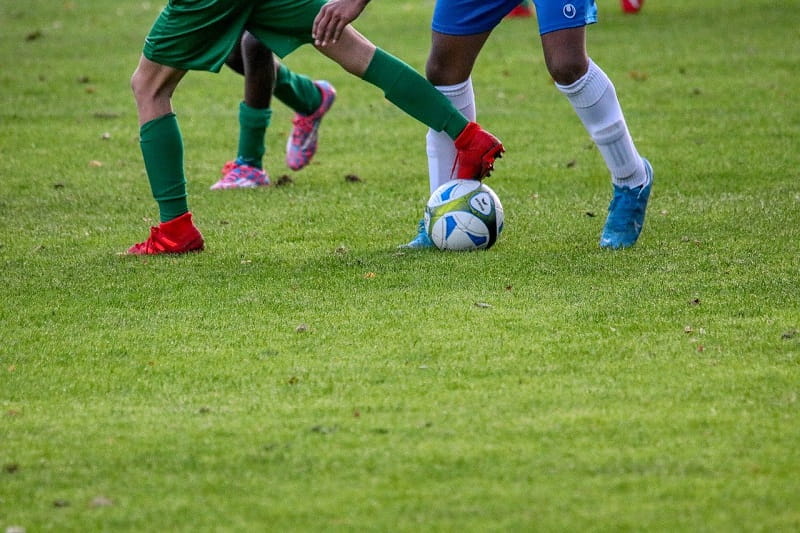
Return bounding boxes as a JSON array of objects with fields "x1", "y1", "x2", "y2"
[
  {"x1": 540, "y1": 26, "x2": 589, "y2": 85},
  {"x1": 314, "y1": 27, "x2": 374, "y2": 80},
  {"x1": 240, "y1": 32, "x2": 275, "y2": 109},
  {"x1": 212, "y1": 32, "x2": 275, "y2": 187},
  {"x1": 425, "y1": 30, "x2": 490, "y2": 86},
  {"x1": 130, "y1": 56, "x2": 186, "y2": 126}
]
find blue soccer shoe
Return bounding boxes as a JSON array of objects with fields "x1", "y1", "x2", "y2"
[
  {"x1": 399, "y1": 219, "x2": 434, "y2": 249},
  {"x1": 600, "y1": 158, "x2": 654, "y2": 249}
]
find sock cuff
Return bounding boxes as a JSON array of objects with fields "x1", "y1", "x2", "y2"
[
  {"x1": 434, "y1": 78, "x2": 473, "y2": 98},
  {"x1": 239, "y1": 101, "x2": 272, "y2": 128},
  {"x1": 140, "y1": 112, "x2": 177, "y2": 138},
  {"x1": 555, "y1": 59, "x2": 611, "y2": 108}
]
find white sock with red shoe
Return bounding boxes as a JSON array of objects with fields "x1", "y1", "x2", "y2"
[{"x1": 426, "y1": 78, "x2": 476, "y2": 193}]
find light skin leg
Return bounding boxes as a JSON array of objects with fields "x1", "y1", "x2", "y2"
[
  {"x1": 130, "y1": 56, "x2": 187, "y2": 126},
  {"x1": 130, "y1": 25, "x2": 375, "y2": 126},
  {"x1": 314, "y1": 25, "x2": 376, "y2": 77}
]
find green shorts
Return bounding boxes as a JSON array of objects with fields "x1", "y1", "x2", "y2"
[{"x1": 143, "y1": 0, "x2": 328, "y2": 72}]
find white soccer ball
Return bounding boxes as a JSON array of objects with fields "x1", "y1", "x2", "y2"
[{"x1": 424, "y1": 179, "x2": 504, "y2": 251}]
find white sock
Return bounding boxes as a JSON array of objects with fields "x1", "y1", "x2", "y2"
[
  {"x1": 426, "y1": 78, "x2": 476, "y2": 193},
  {"x1": 557, "y1": 59, "x2": 646, "y2": 188}
]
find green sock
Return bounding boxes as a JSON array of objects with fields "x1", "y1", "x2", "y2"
[
  {"x1": 237, "y1": 102, "x2": 272, "y2": 169},
  {"x1": 362, "y1": 48, "x2": 468, "y2": 140},
  {"x1": 139, "y1": 113, "x2": 188, "y2": 223},
  {"x1": 274, "y1": 64, "x2": 321, "y2": 115}
]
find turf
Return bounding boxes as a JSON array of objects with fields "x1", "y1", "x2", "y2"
[{"x1": 1, "y1": 0, "x2": 799, "y2": 531}]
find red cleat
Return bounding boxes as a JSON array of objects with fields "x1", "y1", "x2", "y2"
[
  {"x1": 621, "y1": 0, "x2": 644, "y2": 13},
  {"x1": 127, "y1": 212, "x2": 205, "y2": 255},
  {"x1": 453, "y1": 122, "x2": 504, "y2": 180}
]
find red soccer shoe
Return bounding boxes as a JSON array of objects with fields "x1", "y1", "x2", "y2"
[
  {"x1": 127, "y1": 212, "x2": 205, "y2": 255},
  {"x1": 453, "y1": 122, "x2": 505, "y2": 180},
  {"x1": 621, "y1": 0, "x2": 644, "y2": 13}
]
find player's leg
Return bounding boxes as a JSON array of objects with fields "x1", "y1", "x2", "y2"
[
  {"x1": 395, "y1": 0, "x2": 516, "y2": 248},
  {"x1": 425, "y1": 31, "x2": 488, "y2": 194},
  {"x1": 397, "y1": 32, "x2": 489, "y2": 249},
  {"x1": 245, "y1": 0, "x2": 502, "y2": 178},
  {"x1": 535, "y1": 1, "x2": 651, "y2": 248},
  {"x1": 129, "y1": 56, "x2": 204, "y2": 254},
  {"x1": 315, "y1": 26, "x2": 503, "y2": 181},
  {"x1": 281, "y1": 63, "x2": 337, "y2": 171},
  {"x1": 320, "y1": 30, "x2": 503, "y2": 251},
  {"x1": 423, "y1": 0, "x2": 520, "y2": 191},
  {"x1": 214, "y1": 32, "x2": 274, "y2": 189},
  {"x1": 127, "y1": 0, "x2": 250, "y2": 253},
  {"x1": 223, "y1": 34, "x2": 335, "y2": 174},
  {"x1": 225, "y1": 31, "x2": 335, "y2": 174}
]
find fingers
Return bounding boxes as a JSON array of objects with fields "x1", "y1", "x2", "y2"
[{"x1": 312, "y1": 6, "x2": 347, "y2": 47}]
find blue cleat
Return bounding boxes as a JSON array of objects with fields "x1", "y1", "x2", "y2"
[
  {"x1": 399, "y1": 219, "x2": 434, "y2": 249},
  {"x1": 600, "y1": 158, "x2": 653, "y2": 249}
]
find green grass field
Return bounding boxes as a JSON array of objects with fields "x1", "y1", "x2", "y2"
[{"x1": 2, "y1": 0, "x2": 799, "y2": 530}]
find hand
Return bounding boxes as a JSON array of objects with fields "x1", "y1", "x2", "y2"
[{"x1": 312, "y1": 0, "x2": 370, "y2": 47}]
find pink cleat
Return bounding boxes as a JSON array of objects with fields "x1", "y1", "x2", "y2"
[
  {"x1": 286, "y1": 81, "x2": 336, "y2": 171},
  {"x1": 210, "y1": 162, "x2": 270, "y2": 190}
]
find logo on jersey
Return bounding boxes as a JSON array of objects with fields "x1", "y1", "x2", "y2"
[{"x1": 563, "y1": 3, "x2": 577, "y2": 18}]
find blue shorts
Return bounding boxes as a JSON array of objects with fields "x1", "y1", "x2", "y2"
[{"x1": 432, "y1": 0, "x2": 598, "y2": 36}]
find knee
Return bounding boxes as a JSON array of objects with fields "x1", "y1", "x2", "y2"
[
  {"x1": 546, "y1": 56, "x2": 589, "y2": 86},
  {"x1": 130, "y1": 68, "x2": 148, "y2": 103},
  {"x1": 130, "y1": 64, "x2": 172, "y2": 107},
  {"x1": 241, "y1": 32, "x2": 270, "y2": 63},
  {"x1": 425, "y1": 54, "x2": 468, "y2": 86},
  {"x1": 425, "y1": 55, "x2": 447, "y2": 85}
]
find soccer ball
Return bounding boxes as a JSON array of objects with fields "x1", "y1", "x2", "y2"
[{"x1": 425, "y1": 179, "x2": 504, "y2": 251}]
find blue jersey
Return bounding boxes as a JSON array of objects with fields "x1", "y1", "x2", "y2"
[{"x1": 432, "y1": 0, "x2": 598, "y2": 36}]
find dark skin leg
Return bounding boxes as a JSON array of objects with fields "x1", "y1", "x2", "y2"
[
  {"x1": 425, "y1": 30, "x2": 491, "y2": 86},
  {"x1": 225, "y1": 32, "x2": 275, "y2": 109},
  {"x1": 425, "y1": 26, "x2": 588, "y2": 87},
  {"x1": 540, "y1": 26, "x2": 589, "y2": 86}
]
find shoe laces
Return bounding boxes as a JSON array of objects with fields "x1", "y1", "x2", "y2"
[
  {"x1": 292, "y1": 114, "x2": 315, "y2": 138},
  {"x1": 291, "y1": 88, "x2": 331, "y2": 140},
  {"x1": 136, "y1": 226, "x2": 172, "y2": 254}
]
